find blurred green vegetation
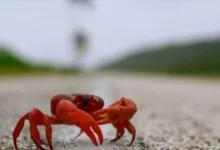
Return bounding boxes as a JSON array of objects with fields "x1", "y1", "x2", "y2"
[
  {"x1": 103, "y1": 39, "x2": 220, "y2": 76},
  {"x1": 0, "y1": 47, "x2": 77, "y2": 76}
]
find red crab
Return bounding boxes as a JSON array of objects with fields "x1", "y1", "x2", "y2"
[
  {"x1": 12, "y1": 94, "x2": 137, "y2": 150},
  {"x1": 12, "y1": 94, "x2": 104, "y2": 150}
]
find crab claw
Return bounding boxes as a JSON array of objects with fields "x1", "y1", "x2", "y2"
[
  {"x1": 92, "y1": 98, "x2": 137, "y2": 146},
  {"x1": 13, "y1": 108, "x2": 50, "y2": 150},
  {"x1": 56, "y1": 100, "x2": 103, "y2": 146}
]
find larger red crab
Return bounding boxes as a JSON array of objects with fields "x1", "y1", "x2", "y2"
[{"x1": 12, "y1": 94, "x2": 137, "y2": 150}]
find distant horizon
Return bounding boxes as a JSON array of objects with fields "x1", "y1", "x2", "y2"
[
  {"x1": 1, "y1": 34, "x2": 220, "y2": 69},
  {"x1": 1, "y1": 30, "x2": 220, "y2": 69}
]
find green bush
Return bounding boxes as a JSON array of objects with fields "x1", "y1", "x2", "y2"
[
  {"x1": 103, "y1": 39, "x2": 220, "y2": 76},
  {"x1": 0, "y1": 47, "x2": 76, "y2": 75}
]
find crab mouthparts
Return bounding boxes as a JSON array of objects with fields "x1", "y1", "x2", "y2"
[
  {"x1": 94, "y1": 113, "x2": 108, "y2": 120},
  {"x1": 98, "y1": 113, "x2": 108, "y2": 117}
]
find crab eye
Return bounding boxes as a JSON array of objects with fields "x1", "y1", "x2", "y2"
[
  {"x1": 71, "y1": 96, "x2": 77, "y2": 100},
  {"x1": 71, "y1": 96, "x2": 82, "y2": 105},
  {"x1": 69, "y1": 95, "x2": 77, "y2": 102},
  {"x1": 93, "y1": 96, "x2": 100, "y2": 102}
]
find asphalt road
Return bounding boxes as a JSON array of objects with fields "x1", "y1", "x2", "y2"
[{"x1": 0, "y1": 73, "x2": 220, "y2": 150}]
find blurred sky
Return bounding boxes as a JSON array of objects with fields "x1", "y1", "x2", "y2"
[{"x1": 0, "y1": 0, "x2": 220, "y2": 69}]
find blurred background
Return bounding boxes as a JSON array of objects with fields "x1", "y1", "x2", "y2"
[
  {"x1": 1, "y1": 1, "x2": 220, "y2": 149},
  {"x1": 0, "y1": 0, "x2": 220, "y2": 75}
]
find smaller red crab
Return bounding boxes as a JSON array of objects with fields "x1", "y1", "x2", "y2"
[{"x1": 13, "y1": 94, "x2": 105, "y2": 150}]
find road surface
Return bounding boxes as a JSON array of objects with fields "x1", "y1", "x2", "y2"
[{"x1": 0, "y1": 73, "x2": 220, "y2": 150}]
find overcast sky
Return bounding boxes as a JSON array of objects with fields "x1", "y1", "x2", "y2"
[{"x1": 0, "y1": 0, "x2": 220, "y2": 68}]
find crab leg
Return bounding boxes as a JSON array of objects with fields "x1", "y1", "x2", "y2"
[
  {"x1": 13, "y1": 114, "x2": 28, "y2": 150},
  {"x1": 44, "y1": 125, "x2": 52, "y2": 150},
  {"x1": 29, "y1": 124, "x2": 46, "y2": 150},
  {"x1": 123, "y1": 120, "x2": 136, "y2": 146},
  {"x1": 13, "y1": 109, "x2": 48, "y2": 150},
  {"x1": 13, "y1": 108, "x2": 63, "y2": 150},
  {"x1": 110, "y1": 122, "x2": 125, "y2": 142}
]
